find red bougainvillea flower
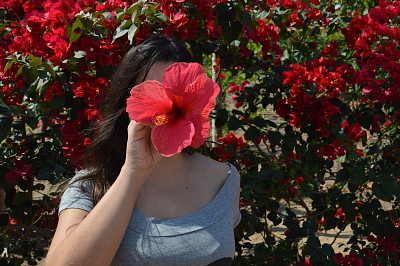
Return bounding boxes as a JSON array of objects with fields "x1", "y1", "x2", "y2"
[{"x1": 126, "y1": 62, "x2": 220, "y2": 157}]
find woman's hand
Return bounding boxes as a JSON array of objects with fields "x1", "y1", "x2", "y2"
[{"x1": 124, "y1": 120, "x2": 162, "y2": 171}]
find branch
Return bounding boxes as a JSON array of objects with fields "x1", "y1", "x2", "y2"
[
  {"x1": 330, "y1": 221, "x2": 350, "y2": 246},
  {"x1": 253, "y1": 141, "x2": 270, "y2": 160}
]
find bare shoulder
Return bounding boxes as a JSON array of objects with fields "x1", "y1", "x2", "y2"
[{"x1": 191, "y1": 153, "x2": 231, "y2": 184}]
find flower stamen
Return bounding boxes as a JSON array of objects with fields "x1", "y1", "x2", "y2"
[{"x1": 152, "y1": 115, "x2": 169, "y2": 126}]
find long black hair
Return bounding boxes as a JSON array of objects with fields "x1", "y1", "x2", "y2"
[{"x1": 72, "y1": 36, "x2": 194, "y2": 205}]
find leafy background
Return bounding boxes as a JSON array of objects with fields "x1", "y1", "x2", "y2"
[{"x1": 0, "y1": 0, "x2": 400, "y2": 265}]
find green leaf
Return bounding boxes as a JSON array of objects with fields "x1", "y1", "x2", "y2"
[
  {"x1": 70, "y1": 17, "x2": 84, "y2": 43},
  {"x1": 126, "y1": 1, "x2": 142, "y2": 15},
  {"x1": 147, "y1": 10, "x2": 168, "y2": 23},
  {"x1": 217, "y1": 5, "x2": 237, "y2": 26},
  {"x1": 336, "y1": 168, "x2": 348, "y2": 182},
  {"x1": 221, "y1": 20, "x2": 242, "y2": 43},
  {"x1": 247, "y1": 181, "x2": 264, "y2": 194},
  {"x1": 0, "y1": 102, "x2": 12, "y2": 142},
  {"x1": 26, "y1": 103, "x2": 40, "y2": 129},
  {"x1": 241, "y1": 11, "x2": 252, "y2": 29},
  {"x1": 127, "y1": 23, "x2": 138, "y2": 44},
  {"x1": 245, "y1": 126, "x2": 262, "y2": 141},
  {"x1": 265, "y1": 119, "x2": 277, "y2": 128},
  {"x1": 304, "y1": 220, "x2": 318, "y2": 235},
  {"x1": 267, "y1": 212, "x2": 282, "y2": 226},
  {"x1": 113, "y1": 27, "x2": 130, "y2": 42},
  {"x1": 215, "y1": 108, "x2": 228, "y2": 128},
  {"x1": 258, "y1": 165, "x2": 273, "y2": 181},
  {"x1": 119, "y1": 19, "x2": 133, "y2": 30},
  {"x1": 268, "y1": 131, "x2": 282, "y2": 145},
  {"x1": 26, "y1": 54, "x2": 42, "y2": 67},
  {"x1": 46, "y1": 94, "x2": 65, "y2": 111},
  {"x1": 254, "y1": 243, "x2": 269, "y2": 262},
  {"x1": 283, "y1": 133, "x2": 296, "y2": 149},
  {"x1": 29, "y1": 70, "x2": 52, "y2": 98},
  {"x1": 322, "y1": 243, "x2": 335, "y2": 257},
  {"x1": 253, "y1": 116, "x2": 266, "y2": 128},
  {"x1": 4, "y1": 57, "x2": 16, "y2": 73},
  {"x1": 0, "y1": 101, "x2": 12, "y2": 116},
  {"x1": 21, "y1": 67, "x2": 38, "y2": 96},
  {"x1": 282, "y1": 143, "x2": 293, "y2": 156},
  {"x1": 227, "y1": 116, "x2": 242, "y2": 130},
  {"x1": 0, "y1": 114, "x2": 12, "y2": 142},
  {"x1": 307, "y1": 235, "x2": 321, "y2": 248},
  {"x1": 372, "y1": 182, "x2": 392, "y2": 202},
  {"x1": 37, "y1": 160, "x2": 65, "y2": 185},
  {"x1": 349, "y1": 166, "x2": 365, "y2": 185},
  {"x1": 0, "y1": 27, "x2": 11, "y2": 40},
  {"x1": 42, "y1": 62, "x2": 56, "y2": 79}
]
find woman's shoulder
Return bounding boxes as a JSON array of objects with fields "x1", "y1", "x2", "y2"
[
  {"x1": 58, "y1": 169, "x2": 95, "y2": 215},
  {"x1": 192, "y1": 154, "x2": 240, "y2": 185},
  {"x1": 195, "y1": 153, "x2": 228, "y2": 170}
]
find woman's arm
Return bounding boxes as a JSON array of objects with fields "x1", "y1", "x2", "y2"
[{"x1": 46, "y1": 121, "x2": 160, "y2": 266}]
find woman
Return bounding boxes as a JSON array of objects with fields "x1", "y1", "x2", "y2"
[{"x1": 46, "y1": 36, "x2": 241, "y2": 266}]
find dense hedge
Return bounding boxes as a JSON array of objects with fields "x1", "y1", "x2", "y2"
[{"x1": 1, "y1": 0, "x2": 399, "y2": 265}]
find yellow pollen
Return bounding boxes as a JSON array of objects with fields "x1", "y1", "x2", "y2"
[{"x1": 152, "y1": 115, "x2": 168, "y2": 126}]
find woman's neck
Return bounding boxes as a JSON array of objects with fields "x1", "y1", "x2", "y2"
[{"x1": 146, "y1": 152, "x2": 196, "y2": 187}]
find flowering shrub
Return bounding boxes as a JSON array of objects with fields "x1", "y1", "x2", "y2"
[{"x1": 1, "y1": 0, "x2": 400, "y2": 264}]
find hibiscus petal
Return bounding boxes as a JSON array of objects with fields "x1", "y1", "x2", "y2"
[
  {"x1": 162, "y1": 62, "x2": 206, "y2": 97},
  {"x1": 126, "y1": 80, "x2": 172, "y2": 124},
  {"x1": 189, "y1": 118, "x2": 210, "y2": 149},
  {"x1": 151, "y1": 119, "x2": 195, "y2": 157},
  {"x1": 181, "y1": 74, "x2": 220, "y2": 116}
]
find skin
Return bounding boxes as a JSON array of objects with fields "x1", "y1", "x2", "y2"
[{"x1": 45, "y1": 61, "x2": 230, "y2": 265}]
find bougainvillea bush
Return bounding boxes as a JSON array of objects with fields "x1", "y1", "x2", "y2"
[{"x1": 1, "y1": 0, "x2": 399, "y2": 264}]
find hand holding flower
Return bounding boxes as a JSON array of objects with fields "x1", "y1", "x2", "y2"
[{"x1": 124, "y1": 120, "x2": 162, "y2": 171}]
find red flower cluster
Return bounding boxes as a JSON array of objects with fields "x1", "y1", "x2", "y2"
[
  {"x1": 244, "y1": 19, "x2": 282, "y2": 61},
  {"x1": 281, "y1": 58, "x2": 354, "y2": 137},
  {"x1": 156, "y1": 0, "x2": 226, "y2": 41},
  {"x1": 334, "y1": 207, "x2": 346, "y2": 222},
  {"x1": 342, "y1": 1, "x2": 400, "y2": 104},
  {"x1": 368, "y1": 234, "x2": 399, "y2": 252},
  {"x1": 317, "y1": 140, "x2": 346, "y2": 161},
  {"x1": 342, "y1": 122, "x2": 366, "y2": 142},
  {"x1": 44, "y1": 81, "x2": 63, "y2": 102},
  {"x1": 333, "y1": 252, "x2": 363, "y2": 266},
  {"x1": 228, "y1": 81, "x2": 250, "y2": 108},
  {"x1": 321, "y1": 40, "x2": 338, "y2": 57},
  {"x1": 58, "y1": 76, "x2": 107, "y2": 164},
  {"x1": 213, "y1": 133, "x2": 248, "y2": 162},
  {"x1": 306, "y1": 8, "x2": 322, "y2": 20},
  {"x1": 4, "y1": 160, "x2": 34, "y2": 184}
]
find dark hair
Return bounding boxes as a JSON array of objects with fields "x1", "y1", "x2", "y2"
[{"x1": 72, "y1": 36, "x2": 194, "y2": 205}]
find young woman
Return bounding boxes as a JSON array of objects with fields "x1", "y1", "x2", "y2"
[{"x1": 46, "y1": 36, "x2": 241, "y2": 266}]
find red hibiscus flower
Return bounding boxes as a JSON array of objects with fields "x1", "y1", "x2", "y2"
[{"x1": 126, "y1": 62, "x2": 220, "y2": 157}]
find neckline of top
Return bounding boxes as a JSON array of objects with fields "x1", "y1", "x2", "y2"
[
  {"x1": 133, "y1": 162, "x2": 234, "y2": 223},
  {"x1": 133, "y1": 163, "x2": 235, "y2": 224}
]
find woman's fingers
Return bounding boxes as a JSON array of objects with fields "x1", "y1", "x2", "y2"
[{"x1": 125, "y1": 120, "x2": 162, "y2": 171}]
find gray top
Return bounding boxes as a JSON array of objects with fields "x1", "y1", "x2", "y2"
[{"x1": 59, "y1": 163, "x2": 241, "y2": 266}]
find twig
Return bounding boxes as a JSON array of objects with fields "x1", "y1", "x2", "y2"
[
  {"x1": 253, "y1": 141, "x2": 270, "y2": 160},
  {"x1": 330, "y1": 221, "x2": 349, "y2": 246}
]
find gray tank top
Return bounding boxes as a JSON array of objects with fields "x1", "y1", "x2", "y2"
[{"x1": 59, "y1": 163, "x2": 241, "y2": 265}]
